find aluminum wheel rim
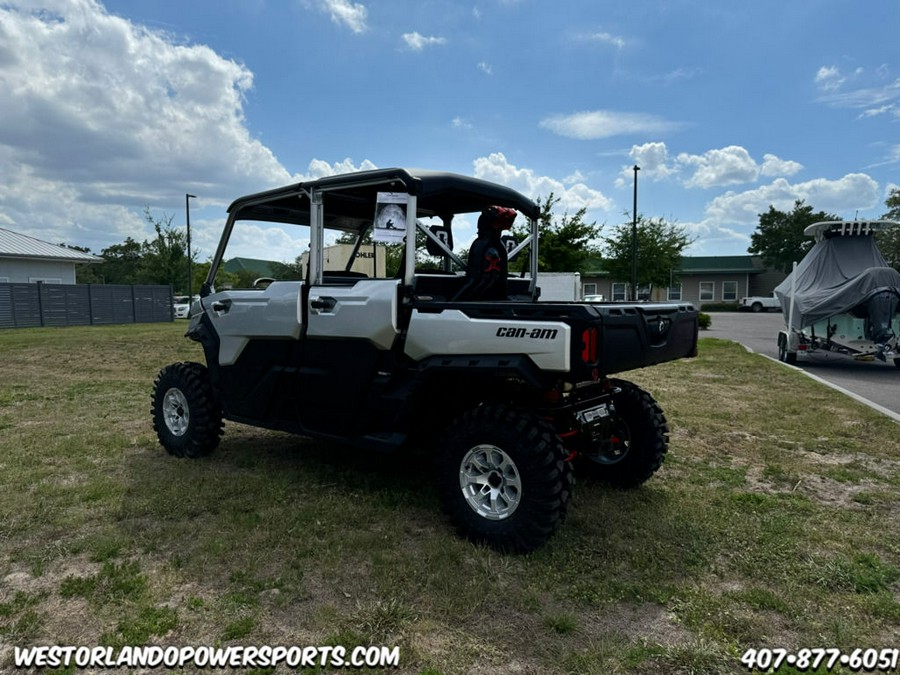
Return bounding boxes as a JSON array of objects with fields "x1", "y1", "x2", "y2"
[
  {"x1": 459, "y1": 444, "x2": 522, "y2": 520},
  {"x1": 162, "y1": 387, "x2": 190, "y2": 437}
]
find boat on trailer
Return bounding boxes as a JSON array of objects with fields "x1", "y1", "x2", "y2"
[{"x1": 775, "y1": 220, "x2": 900, "y2": 367}]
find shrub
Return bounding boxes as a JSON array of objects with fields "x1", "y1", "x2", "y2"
[{"x1": 698, "y1": 312, "x2": 711, "y2": 330}]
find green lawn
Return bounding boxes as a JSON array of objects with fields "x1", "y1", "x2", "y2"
[{"x1": 0, "y1": 323, "x2": 898, "y2": 674}]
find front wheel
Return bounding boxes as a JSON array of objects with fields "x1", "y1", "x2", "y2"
[
  {"x1": 437, "y1": 404, "x2": 573, "y2": 553},
  {"x1": 577, "y1": 379, "x2": 668, "y2": 488},
  {"x1": 151, "y1": 362, "x2": 223, "y2": 458}
]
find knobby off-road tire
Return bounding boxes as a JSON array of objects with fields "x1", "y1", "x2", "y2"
[
  {"x1": 577, "y1": 379, "x2": 668, "y2": 488},
  {"x1": 437, "y1": 404, "x2": 574, "y2": 553},
  {"x1": 151, "y1": 362, "x2": 223, "y2": 458}
]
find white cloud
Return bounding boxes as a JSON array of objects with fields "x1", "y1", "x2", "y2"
[
  {"x1": 472, "y1": 152, "x2": 612, "y2": 212},
  {"x1": 814, "y1": 64, "x2": 900, "y2": 117},
  {"x1": 587, "y1": 31, "x2": 626, "y2": 49},
  {"x1": 0, "y1": 0, "x2": 292, "y2": 250},
  {"x1": 815, "y1": 65, "x2": 844, "y2": 92},
  {"x1": 539, "y1": 110, "x2": 681, "y2": 140},
  {"x1": 452, "y1": 117, "x2": 473, "y2": 130},
  {"x1": 402, "y1": 32, "x2": 447, "y2": 51},
  {"x1": 674, "y1": 146, "x2": 803, "y2": 189},
  {"x1": 662, "y1": 67, "x2": 702, "y2": 85},
  {"x1": 300, "y1": 158, "x2": 378, "y2": 180},
  {"x1": 477, "y1": 61, "x2": 493, "y2": 75},
  {"x1": 320, "y1": 0, "x2": 368, "y2": 33},
  {"x1": 704, "y1": 174, "x2": 880, "y2": 225},
  {"x1": 613, "y1": 143, "x2": 803, "y2": 191},
  {"x1": 677, "y1": 146, "x2": 759, "y2": 188},
  {"x1": 630, "y1": 142, "x2": 675, "y2": 180},
  {"x1": 210, "y1": 221, "x2": 311, "y2": 263},
  {"x1": 760, "y1": 153, "x2": 803, "y2": 177}
]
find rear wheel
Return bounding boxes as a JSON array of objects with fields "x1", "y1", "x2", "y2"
[
  {"x1": 437, "y1": 404, "x2": 573, "y2": 553},
  {"x1": 577, "y1": 379, "x2": 668, "y2": 488},
  {"x1": 151, "y1": 362, "x2": 223, "y2": 458},
  {"x1": 751, "y1": 302, "x2": 763, "y2": 313}
]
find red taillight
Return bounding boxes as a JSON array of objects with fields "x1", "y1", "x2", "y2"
[{"x1": 581, "y1": 327, "x2": 599, "y2": 364}]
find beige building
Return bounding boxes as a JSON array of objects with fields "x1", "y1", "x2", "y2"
[{"x1": 581, "y1": 255, "x2": 786, "y2": 305}]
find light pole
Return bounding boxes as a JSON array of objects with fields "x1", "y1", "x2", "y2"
[
  {"x1": 630, "y1": 165, "x2": 640, "y2": 301},
  {"x1": 186, "y1": 193, "x2": 197, "y2": 299}
]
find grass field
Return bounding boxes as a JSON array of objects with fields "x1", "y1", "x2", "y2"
[{"x1": 1, "y1": 322, "x2": 899, "y2": 674}]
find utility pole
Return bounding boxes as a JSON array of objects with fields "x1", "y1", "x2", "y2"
[
  {"x1": 186, "y1": 193, "x2": 197, "y2": 299},
  {"x1": 631, "y1": 165, "x2": 640, "y2": 301}
]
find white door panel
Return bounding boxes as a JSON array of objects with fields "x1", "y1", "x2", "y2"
[
  {"x1": 203, "y1": 281, "x2": 304, "y2": 365},
  {"x1": 307, "y1": 279, "x2": 399, "y2": 350}
]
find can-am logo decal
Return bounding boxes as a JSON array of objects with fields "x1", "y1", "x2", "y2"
[{"x1": 496, "y1": 327, "x2": 559, "y2": 340}]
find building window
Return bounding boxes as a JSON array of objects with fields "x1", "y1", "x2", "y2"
[
  {"x1": 699, "y1": 281, "x2": 714, "y2": 302},
  {"x1": 29, "y1": 277, "x2": 62, "y2": 284},
  {"x1": 583, "y1": 282, "x2": 597, "y2": 296},
  {"x1": 612, "y1": 282, "x2": 627, "y2": 301},
  {"x1": 0, "y1": 277, "x2": 8, "y2": 283},
  {"x1": 722, "y1": 281, "x2": 738, "y2": 301},
  {"x1": 668, "y1": 284, "x2": 682, "y2": 301}
]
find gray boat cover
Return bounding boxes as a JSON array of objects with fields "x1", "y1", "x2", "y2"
[{"x1": 774, "y1": 234, "x2": 900, "y2": 331}]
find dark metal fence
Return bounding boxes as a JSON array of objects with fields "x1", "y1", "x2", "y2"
[{"x1": 0, "y1": 283, "x2": 173, "y2": 329}]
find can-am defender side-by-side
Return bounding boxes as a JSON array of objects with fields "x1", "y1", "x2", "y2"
[
  {"x1": 152, "y1": 168, "x2": 699, "y2": 552},
  {"x1": 775, "y1": 221, "x2": 900, "y2": 367}
]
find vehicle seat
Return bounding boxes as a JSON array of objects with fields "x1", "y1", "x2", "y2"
[{"x1": 451, "y1": 206, "x2": 517, "y2": 302}]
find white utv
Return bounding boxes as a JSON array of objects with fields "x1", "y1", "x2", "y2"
[{"x1": 152, "y1": 168, "x2": 699, "y2": 552}]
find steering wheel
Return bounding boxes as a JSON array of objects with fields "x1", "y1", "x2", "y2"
[{"x1": 252, "y1": 277, "x2": 275, "y2": 289}]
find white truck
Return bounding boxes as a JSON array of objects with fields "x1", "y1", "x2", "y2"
[{"x1": 739, "y1": 293, "x2": 781, "y2": 313}]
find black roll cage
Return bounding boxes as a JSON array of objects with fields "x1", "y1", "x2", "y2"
[{"x1": 201, "y1": 168, "x2": 541, "y2": 299}]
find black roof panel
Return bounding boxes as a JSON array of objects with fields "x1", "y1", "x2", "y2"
[{"x1": 227, "y1": 168, "x2": 540, "y2": 222}]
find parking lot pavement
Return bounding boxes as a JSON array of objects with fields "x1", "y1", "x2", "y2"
[{"x1": 704, "y1": 311, "x2": 900, "y2": 419}]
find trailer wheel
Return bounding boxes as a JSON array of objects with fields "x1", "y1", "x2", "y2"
[
  {"x1": 577, "y1": 379, "x2": 668, "y2": 488},
  {"x1": 437, "y1": 404, "x2": 573, "y2": 553},
  {"x1": 778, "y1": 334, "x2": 797, "y2": 365},
  {"x1": 151, "y1": 362, "x2": 223, "y2": 458}
]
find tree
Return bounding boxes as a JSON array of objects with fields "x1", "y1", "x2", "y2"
[
  {"x1": 138, "y1": 209, "x2": 192, "y2": 290},
  {"x1": 511, "y1": 194, "x2": 603, "y2": 273},
  {"x1": 95, "y1": 237, "x2": 144, "y2": 285},
  {"x1": 748, "y1": 200, "x2": 838, "y2": 273},
  {"x1": 192, "y1": 260, "x2": 239, "y2": 291},
  {"x1": 877, "y1": 187, "x2": 900, "y2": 271},
  {"x1": 602, "y1": 215, "x2": 693, "y2": 293}
]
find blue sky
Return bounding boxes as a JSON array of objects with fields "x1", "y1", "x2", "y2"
[{"x1": 1, "y1": 0, "x2": 898, "y2": 262}]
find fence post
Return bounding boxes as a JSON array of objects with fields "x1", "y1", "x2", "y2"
[
  {"x1": 36, "y1": 281, "x2": 45, "y2": 327},
  {"x1": 10, "y1": 284, "x2": 18, "y2": 328},
  {"x1": 131, "y1": 285, "x2": 137, "y2": 323},
  {"x1": 87, "y1": 284, "x2": 94, "y2": 325}
]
